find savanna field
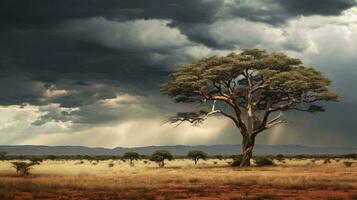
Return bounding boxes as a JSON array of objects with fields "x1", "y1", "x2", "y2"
[{"x1": 0, "y1": 158, "x2": 356, "y2": 200}]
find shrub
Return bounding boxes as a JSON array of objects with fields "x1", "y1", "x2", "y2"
[
  {"x1": 323, "y1": 158, "x2": 331, "y2": 164},
  {"x1": 215, "y1": 155, "x2": 224, "y2": 160},
  {"x1": 46, "y1": 155, "x2": 57, "y2": 160},
  {"x1": 108, "y1": 163, "x2": 114, "y2": 168},
  {"x1": 230, "y1": 155, "x2": 243, "y2": 167},
  {"x1": 255, "y1": 157, "x2": 274, "y2": 167},
  {"x1": 276, "y1": 154, "x2": 284, "y2": 161},
  {"x1": 344, "y1": 161, "x2": 353, "y2": 167}
]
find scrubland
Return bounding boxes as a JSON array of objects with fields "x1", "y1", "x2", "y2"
[{"x1": 0, "y1": 158, "x2": 356, "y2": 200}]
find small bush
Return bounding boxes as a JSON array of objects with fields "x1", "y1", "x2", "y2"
[
  {"x1": 344, "y1": 161, "x2": 353, "y2": 167},
  {"x1": 108, "y1": 163, "x2": 114, "y2": 168},
  {"x1": 276, "y1": 154, "x2": 284, "y2": 161},
  {"x1": 215, "y1": 155, "x2": 224, "y2": 160},
  {"x1": 255, "y1": 157, "x2": 274, "y2": 167},
  {"x1": 323, "y1": 158, "x2": 331, "y2": 164},
  {"x1": 230, "y1": 155, "x2": 243, "y2": 167}
]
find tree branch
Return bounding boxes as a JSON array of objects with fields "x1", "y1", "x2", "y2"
[{"x1": 265, "y1": 119, "x2": 288, "y2": 129}]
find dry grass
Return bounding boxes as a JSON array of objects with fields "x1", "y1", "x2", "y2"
[{"x1": 0, "y1": 158, "x2": 356, "y2": 199}]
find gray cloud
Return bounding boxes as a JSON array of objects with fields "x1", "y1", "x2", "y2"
[
  {"x1": 222, "y1": 0, "x2": 357, "y2": 25},
  {"x1": 0, "y1": 0, "x2": 356, "y2": 147}
]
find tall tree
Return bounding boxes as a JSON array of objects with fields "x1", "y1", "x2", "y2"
[{"x1": 160, "y1": 49, "x2": 338, "y2": 167}]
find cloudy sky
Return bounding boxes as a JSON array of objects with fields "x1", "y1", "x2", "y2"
[{"x1": 0, "y1": 0, "x2": 356, "y2": 148}]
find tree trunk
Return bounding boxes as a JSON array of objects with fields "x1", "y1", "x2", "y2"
[
  {"x1": 240, "y1": 135, "x2": 255, "y2": 167},
  {"x1": 194, "y1": 159, "x2": 198, "y2": 165},
  {"x1": 159, "y1": 160, "x2": 165, "y2": 168}
]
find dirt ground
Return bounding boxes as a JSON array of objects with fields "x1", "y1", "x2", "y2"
[{"x1": 0, "y1": 159, "x2": 356, "y2": 200}]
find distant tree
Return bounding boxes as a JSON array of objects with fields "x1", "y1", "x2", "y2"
[
  {"x1": 215, "y1": 155, "x2": 224, "y2": 160},
  {"x1": 187, "y1": 150, "x2": 207, "y2": 165},
  {"x1": 30, "y1": 157, "x2": 43, "y2": 164},
  {"x1": 11, "y1": 159, "x2": 42, "y2": 176},
  {"x1": 276, "y1": 154, "x2": 284, "y2": 161},
  {"x1": 123, "y1": 152, "x2": 140, "y2": 166},
  {"x1": 161, "y1": 49, "x2": 339, "y2": 167},
  {"x1": 150, "y1": 150, "x2": 173, "y2": 167},
  {"x1": 0, "y1": 151, "x2": 7, "y2": 160},
  {"x1": 46, "y1": 155, "x2": 57, "y2": 160}
]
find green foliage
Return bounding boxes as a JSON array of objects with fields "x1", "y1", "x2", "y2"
[
  {"x1": 123, "y1": 152, "x2": 140, "y2": 166},
  {"x1": 231, "y1": 155, "x2": 243, "y2": 167},
  {"x1": 255, "y1": 157, "x2": 274, "y2": 167},
  {"x1": 187, "y1": 150, "x2": 207, "y2": 164},
  {"x1": 161, "y1": 49, "x2": 338, "y2": 116},
  {"x1": 150, "y1": 150, "x2": 173, "y2": 167}
]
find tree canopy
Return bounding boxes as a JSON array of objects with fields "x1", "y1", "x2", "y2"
[
  {"x1": 150, "y1": 150, "x2": 173, "y2": 167},
  {"x1": 123, "y1": 152, "x2": 140, "y2": 166},
  {"x1": 187, "y1": 150, "x2": 207, "y2": 165}
]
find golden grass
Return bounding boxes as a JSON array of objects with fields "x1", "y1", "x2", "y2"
[{"x1": 0, "y1": 158, "x2": 356, "y2": 199}]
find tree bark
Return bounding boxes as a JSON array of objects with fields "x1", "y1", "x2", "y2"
[
  {"x1": 240, "y1": 135, "x2": 255, "y2": 167},
  {"x1": 159, "y1": 160, "x2": 165, "y2": 168}
]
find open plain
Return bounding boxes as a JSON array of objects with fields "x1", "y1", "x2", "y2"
[{"x1": 0, "y1": 158, "x2": 356, "y2": 200}]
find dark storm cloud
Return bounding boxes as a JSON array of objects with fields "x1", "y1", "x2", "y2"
[
  {"x1": 0, "y1": 0, "x2": 356, "y2": 131},
  {"x1": 278, "y1": 0, "x2": 356, "y2": 16},
  {"x1": 222, "y1": 0, "x2": 357, "y2": 25},
  {"x1": 0, "y1": 0, "x2": 223, "y2": 30}
]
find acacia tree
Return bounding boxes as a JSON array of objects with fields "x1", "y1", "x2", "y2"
[
  {"x1": 150, "y1": 150, "x2": 173, "y2": 167},
  {"x1": 160, "y1": 49, "x2": 338, "y2": 167},
  {"x1": 11, "y1": 159, "x2": 42, "y2": 176},
  {"x1": 122, "y1": 152, "x2": 140, "y2": 166},
  {"x1": 187, "y1": 150, "x2": 207, "y2": 165}
]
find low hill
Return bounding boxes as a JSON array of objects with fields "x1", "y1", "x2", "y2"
[{"x1": 0, "y1": 144, "x2": 356, "y2": 156}]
